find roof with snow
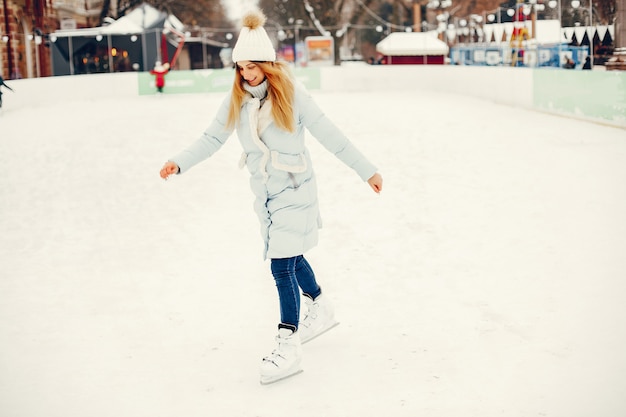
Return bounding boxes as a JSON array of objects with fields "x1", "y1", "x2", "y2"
[
  {"x1": 376, "y1": 32, "x2": 449, "y2": 56},
  {"x1": 101, "y1": 3, "x2": 184, "y2": 34},
  {"x1": 53, "y1": 3, "x2": 184, "y2": 37}
]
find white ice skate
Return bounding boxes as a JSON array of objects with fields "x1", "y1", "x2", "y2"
[
  {"x1": 260, "y1": 328, "x2": 303, "y2": 385},
  {"x1": 299, "y1": 294, "x2": 339, "y2": 344}
]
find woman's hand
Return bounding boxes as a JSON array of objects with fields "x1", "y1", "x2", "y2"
[
  {"x1": 367, "y1": 173, "x2": 383, "y2": 194},
  {"x1": 160, "y1": 161, "x2": 180, "y2": 180}
]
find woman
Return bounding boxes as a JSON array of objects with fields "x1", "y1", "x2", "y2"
[{"x1": 159, "y1": 10, "x2": 383, "y2": 384}]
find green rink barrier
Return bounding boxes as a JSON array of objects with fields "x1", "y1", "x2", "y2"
[
  {"x1": 533, "y1": 69, "x2": 626, "y2": 126},
  {"x1": 138, "y1": 67, "x2": 321, "y2": 95}
]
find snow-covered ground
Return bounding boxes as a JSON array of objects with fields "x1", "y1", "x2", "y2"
[{"x1": 1, "y1": 75, "x2": 625, "y2": 417}]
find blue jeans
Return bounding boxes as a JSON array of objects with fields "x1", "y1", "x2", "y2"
[{"x1": 270, "y1": 255, "x2": 322, "y2": 332}]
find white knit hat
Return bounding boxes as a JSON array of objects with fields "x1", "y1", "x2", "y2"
[{"x1": 231, "y1": 10, "x2": 276, "y2": 63}]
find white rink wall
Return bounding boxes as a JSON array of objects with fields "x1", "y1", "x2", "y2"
[
  {"x1": 7, "y1": 64, "x2": 532, "y2": 107},
  {"x1": 5, "y1": 72, "x2": 138, "y2": 109},
  {"x1": 4, "y1": 64, "x2": 624, "y2": 128},
  {"x1": 320, "y1": 64, "x2": 533, "y2": 109}
]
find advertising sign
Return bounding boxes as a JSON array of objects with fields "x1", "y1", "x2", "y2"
[{"x1": 305, "y1": 36, "x2": 334, "y2": 66}]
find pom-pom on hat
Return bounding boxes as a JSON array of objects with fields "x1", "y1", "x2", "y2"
[{"x1": 231, "y1": 10, "x2": 276, "y2": 63}]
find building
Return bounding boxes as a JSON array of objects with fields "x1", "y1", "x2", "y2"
[
  {"x1": 450, "y1": 20, "x2": 615, "y2": 68},
  {"x1": 376, "y1": 31, "x2": 449, "y2": 65},
  {"x1": 1, "y1": 0, "x2": 57, "y2": 79},
  {"x1": 48, "y1": 3, "x2": 228, "y2": 76},
  {"x1": 2, "y1": 1, "x2": 229, "y2": 79},
  {"x1": 54, "y1": 0, "x2": 113, "y2": 29}
]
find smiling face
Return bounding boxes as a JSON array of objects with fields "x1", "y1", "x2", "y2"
[{"x1": 237, "y1": 61, "x2": 266, "y2": 87}]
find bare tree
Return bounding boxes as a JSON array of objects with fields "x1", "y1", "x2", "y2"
[{"x1": 99, "y1": 0, "x2": 112, "y2": 25}]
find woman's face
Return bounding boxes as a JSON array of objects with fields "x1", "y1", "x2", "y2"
[{"x1": 237, "y1": 61, "x2": 266, "y2": 87}]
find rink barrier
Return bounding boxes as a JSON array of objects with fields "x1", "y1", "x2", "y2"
[
  {"x1": 136, "y1": 68, "x2": 321, "y2": 95},
  {"x1": 4, "y1": 65, "x2": 624, "y2": 128},
  {"x1": 532, "y1": 69, "x2": 626, "y2": 127}
]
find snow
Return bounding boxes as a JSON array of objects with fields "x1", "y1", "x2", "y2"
[
  {"x1": 1, "y1": 74, "x2": 626, "y2": 417},
  {"x1": 376, "y1": 32, "x2": 449, "y2": 56},
  {"x1": 52, "y1": 4, "x2": 184, "y2": 38}
]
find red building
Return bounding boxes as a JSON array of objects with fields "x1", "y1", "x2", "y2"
[
  {"x1": 1, "y1": 0, "x2": 57, "y2": 79},
  {"x1": 376, "y1": 32, "x2": 449, "y2": 65}
]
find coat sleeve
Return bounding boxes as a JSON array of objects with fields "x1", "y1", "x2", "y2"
[
  {"x1": 170, "y1": 93, "x2": 234, "y2": 174},
  {"x1": 295, "y1": 85, "x2": 377, "y2": 182}
]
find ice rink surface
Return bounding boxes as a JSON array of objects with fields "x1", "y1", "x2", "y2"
[{"x1": 1, "y1": 76, "x2": 625, "y2": 417}]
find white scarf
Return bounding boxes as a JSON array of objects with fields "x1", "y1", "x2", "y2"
[{"x1": 243, "y1": 79, "x2": 268, "y2": 106}]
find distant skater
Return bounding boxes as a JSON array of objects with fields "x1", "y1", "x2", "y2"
[
  {"x1": 159, "y1": 9, "x2": 383, "y2": 385},
  {"x1": 0, "y1": 75, "x2": 14, "y2": 108},
  {"x1": 150, "y1": 62, "x2": 170, "y2": 93},
  {"x1": 563, "y1": 57, "x2": 576, "y2": 69}
]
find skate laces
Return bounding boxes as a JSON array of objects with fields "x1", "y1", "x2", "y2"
[
  {"x1": 301, "y1": 301, "x2": 320, "y2": 327},
  {"x1": 263, "y1": 350, "x2": 286, "y2": 366},
  {"x1": 262, "y1": 333, "x2": 293, "y2": 365}
]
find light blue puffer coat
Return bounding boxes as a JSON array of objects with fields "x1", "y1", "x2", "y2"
[{"x1": 171, "y1": 83, "x2": 377, "y2": 260}]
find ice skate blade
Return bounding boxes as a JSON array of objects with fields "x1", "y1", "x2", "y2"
[
  {"x1": 301, "y1": 321, "x2": 340, "y2": 344},
  {"x1": 260, "y1": 369, "x2": 303, "y2": 385}
]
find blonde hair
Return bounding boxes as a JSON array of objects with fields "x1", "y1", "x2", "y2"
[{"x1": 226, "y1": 61, "x2": 295, "y2": 133}]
